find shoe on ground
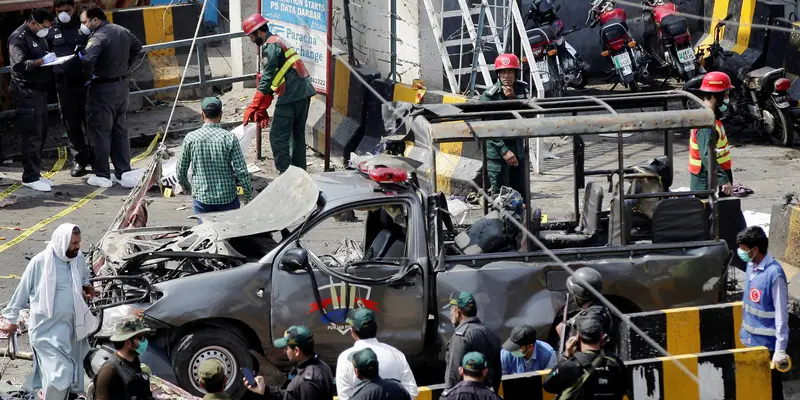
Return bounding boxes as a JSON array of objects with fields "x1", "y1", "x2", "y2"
[
  {"x1": 87, "y1": 175, "x2": 113, "y2": 188},
  {"x1": 111, "y1": 174, "x2": 135, "y2": 189},
  {"x1": 22, "y1": 180, "x2": 52, "y2": 192},
  {"x1": 70, "y1": 163, "x2": 89, "y2": 177},
  {"x1": 39, "y1": 177, "x2": 53, "y2": 186}
]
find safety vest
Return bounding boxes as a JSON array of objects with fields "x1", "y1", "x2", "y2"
[
  {"x1": 688, "y1": 120, "x2": 731, "y2": 174},
  {"x1": 265, "y1": 36, "x2": 310, "y2": 97},
  {"x1": 740, "y1": 257, "x2": 786, "y2": 351}
]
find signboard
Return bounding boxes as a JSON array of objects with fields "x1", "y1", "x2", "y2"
[{"x1": 262, "y1": 0, "x2": 328, "y2": 93}]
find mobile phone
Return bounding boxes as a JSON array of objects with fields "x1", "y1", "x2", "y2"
[{"x1": 242, "y1": 367, "x2": 256, "y2": 387}]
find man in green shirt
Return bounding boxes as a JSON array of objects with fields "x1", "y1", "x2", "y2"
[
  {"x1": 177, "y1": 97, "x2": 252, "y2": 215},
  {"x1": 688, "y1": 72, "x2": 733, "y2": 196},
  {"x1": 479, "y1": 53, "x2": 529, "y2": 196},
  {"x1": 242, "y1": 14, "x2": 317, "y2": 174}
]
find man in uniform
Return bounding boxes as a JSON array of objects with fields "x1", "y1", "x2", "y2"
[
  {"x1": 689, "y1": 71, "x2": 734, "y2": 197},
  {"x1": 198, "y1": 358, "x2": 233, "y2": 399},
  {"x1": 348, "y1": 348, "x2": 411, "y2": 400},
  {"x1": 443, "y1": 292, "x2": 502, "y2": 392},
  {"x1": 7, "y1": 8, "x2": 57, "y2": 192},
  {"x1": 556, "y1": 267, "x2": 616, "y2": 355},
  {"x1": 49, "y1": 0, "x2": 92, "y2": 177},
  {"x1": 79, "y1": 3, "x2": 143, "y2": 188},
  {"x1": 440, "y1": 352, "x2": 502, "y2": 400},
  {"x1": 241, "y1": 14, "x2": 316, "y2": 174},
  {"x1": 93, "y1": 317, "x2": 154, "y2": 400},
  {"x1": 244, "y1": 325, "x2": 335, "y2": 399},
  {"x1": 479, "y1": 53, "x2": 529, "y2": 197}
]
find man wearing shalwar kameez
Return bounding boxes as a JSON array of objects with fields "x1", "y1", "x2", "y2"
[{"x1": 1, "y1": 223, "x2": 97, "y2": 399}]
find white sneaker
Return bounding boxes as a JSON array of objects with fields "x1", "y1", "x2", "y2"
[
  {"x1": 87, "y1": 175, "x2": 113, "y2": 188},
  {"x1": 39, "y1": 177, "x2": 53, "y2": 186},
  {"x1": 22, "y1": 180, "x2": 52, "y2": 192}
]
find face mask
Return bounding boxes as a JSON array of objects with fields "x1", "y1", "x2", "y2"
[
  {"x1": 718, "y1": 98, "x2": 729, "y2": 113},
  {"x1": 80, "y1": 24, "x2": 91, "y2": 35},
  {"x1": 36, "y1": 27, "x2": 49, "y2": 38},
  {"x1": 254, "y1": 36, "x2": 265, "y2": 46},
  {"x1": 135, "y1": 338, "x2": 149, "y2": 355},
  {"x1": 738, "y1": 248, "x2": 753, "y2": 263},
  {"x1": 58, "y1": 12, "x2": 71, "y2": 24},
  {"x1": 511, "y1": 350, "x2": 525, "y2": 358}
]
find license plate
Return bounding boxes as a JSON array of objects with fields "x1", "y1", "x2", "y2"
[
  {"x1": 683, "y1": 61, "x2": 696, "y2": 71},
  {"x1": 613, "y1": 52, "x2": 632, "y2": 69},
  {"x1": 536, "y1": 61, "x2": 550, "y2": 82},
  {"x1": 774, "y1": 95, "x2": 790, "y2": 108},
  {"x1": 677, "y1": 47, "x2": 695, "y2": 63}
]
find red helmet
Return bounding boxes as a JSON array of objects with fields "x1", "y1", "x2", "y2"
[
  {"x1": 243, "y1": 14, "x2": 269, "y2": 35},
  {"x1": 699, "y1": 71, "x2": 735, "y2": 93},
  {"x1": 495, "y1": 53, "x2": 521, "y2": 71}
]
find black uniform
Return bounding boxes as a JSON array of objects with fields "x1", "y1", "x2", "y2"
[
  {"x1": 564, "y1": 304, "x2": 617, "y2": 353},
  {"x1": 350, "y1": 377, "x2": 411, "y2": 400},
  {"x1": 543, "y1": 350, "x2": 628, "y2": 400},
  {"x1": 80, "y1": 20, "x2": 142, "y2": 180},
  {"x1": 440, "y1": 380, "x2": 503, "y2": 400},
  {"x1": 260, "y1": 354, "x2": 334, "y2": 400},
  {"x1": 444, "y1": 318, "x2": 503, "y2": 392},
  {"x1": 7, "y1": 23, "x2": 54, "y2": 184},
  {"x1": 93, "y1": 353, "x2": 154, "y2": 400},
  {"x1": 47, "y1": 16, "x2": 92, "y2": 170}
]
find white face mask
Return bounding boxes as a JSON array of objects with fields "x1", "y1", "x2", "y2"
[
  {"x1": 36, "y1": 27, "x2": 49, "y2": 38},
  {"x1": 58, "y1": 12, "x2": 71, "y2": 24},
  {"x1": 79, "y1": 24, "x2": 91, "y2": 35}
]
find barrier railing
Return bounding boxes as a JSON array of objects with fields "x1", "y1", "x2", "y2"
[{"x1": 0, "y1": 30, "x2": 254, "y2": 119}]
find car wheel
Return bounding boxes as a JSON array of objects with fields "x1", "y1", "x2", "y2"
[{"x1": 171, "y1": 328, "x2": 253, "y2": 398}]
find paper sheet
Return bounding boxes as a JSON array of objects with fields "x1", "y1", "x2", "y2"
[{"x1": 43, "y1": 54, "x2": 75, "y2": 67}]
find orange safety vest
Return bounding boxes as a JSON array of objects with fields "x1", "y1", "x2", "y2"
[
  {"x1": 265, "y1": 36, "x2": 310, "y2": 97},
  {"x1": 688, "y1": 120, "x2": 732, "y2": 174}
]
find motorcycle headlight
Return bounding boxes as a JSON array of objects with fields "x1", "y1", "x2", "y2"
[{"x1": 95, "y1": 304, "x2": 152, "y2": 338}]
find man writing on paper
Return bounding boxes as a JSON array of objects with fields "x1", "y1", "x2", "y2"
[{"x1": 0, "y1": 223, "x2": 97, "y2": 399}]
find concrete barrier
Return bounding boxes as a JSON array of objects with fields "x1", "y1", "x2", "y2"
[
  {"x1": 696, "y1": 0, "x2": 785, "y2": 66},
  {"x1": 769, "y1": 203, "x2": 800, "y2": 277},
  {"x1": 618, "y1": 302, "x2": 746, "y2": 361}
]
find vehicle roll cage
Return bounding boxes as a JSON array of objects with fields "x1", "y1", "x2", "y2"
[{"x1": 408, "y1": 90, "x2": 721, "y2": 245}]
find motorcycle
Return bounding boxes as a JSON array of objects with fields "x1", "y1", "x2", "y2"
[
  {"x1": 524, "y1": 0, "x2": 589, "y2": 89},
  {"x1": 689, "y1": 15, "x2": 795, "y2": 147},
  {"x1": 641, "y1": 0, "x2": 699, "y2": 82},
  {"x1": 586, "y1": 0, "x2": 650, "y2": 92}
]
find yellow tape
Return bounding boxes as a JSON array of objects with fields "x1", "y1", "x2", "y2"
[
  {"x1": 0, "y1": 274, "x2": 21, "y2": 279},
  {"x1": 0, "y1": 147, "x2": 68, "y2": 202},
  {"x1": 131, "y1": 133, "x2": 162, "y2": 164}
]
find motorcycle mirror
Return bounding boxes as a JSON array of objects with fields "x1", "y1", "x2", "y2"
[{"x1": 280, "y1": 248, "x2": 309, "y2": 272}]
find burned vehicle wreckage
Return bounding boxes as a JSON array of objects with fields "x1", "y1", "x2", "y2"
[{"x1": 85, "y1": 91, "x2": 739, "y2": 398}]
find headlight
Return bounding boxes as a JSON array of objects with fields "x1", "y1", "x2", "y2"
[{"x1": 95, "y1": 304, "x2": 152, "y2": 338}]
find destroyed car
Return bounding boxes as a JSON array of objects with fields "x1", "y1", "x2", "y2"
[{"x1": 86, "y1": 91, "x2": 736, "y2": 398}]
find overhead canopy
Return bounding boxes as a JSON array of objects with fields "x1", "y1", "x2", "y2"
[{"x1": 410, "y1": 90, "x2": 716, "y2": 144}]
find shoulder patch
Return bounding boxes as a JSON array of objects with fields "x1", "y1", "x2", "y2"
[
  {"x1": 304, "y1": 372, "x2": 314, "y2": 380},
  {"x1": 86, "y1": 39, "x2": 96, "y2": 49}
]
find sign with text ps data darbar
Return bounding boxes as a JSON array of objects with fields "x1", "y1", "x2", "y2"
[{"x1": 262, "y1": 0, "x2": 328, "y2": 93}]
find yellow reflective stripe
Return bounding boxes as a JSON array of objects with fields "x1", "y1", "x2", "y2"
[
  {"x1": 690, "y1": 142, "x2": 699, "y2": 150},
  {"x1": 270, "y1": 51, "x2": 301, "y2": 91},
  {"x1": 718, "y1": 153, "x2": 732, "y2": 164},
  {"x1": 689, "y1": 159, "x2": 703, "y2": 166}
]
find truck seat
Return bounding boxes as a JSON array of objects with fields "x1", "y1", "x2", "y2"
[
  {"x1": 540, "y1": 182, "x2": 604, "y2": 249},
  {"x1": 651, "y1": 197, "x2": 708, "y2": 243},
  {"x1": 454, "y1": 211, "x2": 511, "y2": 255},
  {"x1": 365, "y1": 210, "x2": 406, "y2": 260}
]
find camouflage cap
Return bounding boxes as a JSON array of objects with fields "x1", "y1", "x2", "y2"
[
  {"x1": 346, "y1": 308, "x2": 376, "y2": 330},
  {"x1": 461, "y1": 352, "x2": 487, "y2": 372},
  {"x1": 198, "y1": 358, "x2": 226, "y2": 384},
  {"x1": 109, "y1": 317, "x2": 152, "y2": 342},
  {"x1": 274, "y1": 326, "x2": 314, "y2": 349},
  {"x1": 442, "y1": 291, "x2": 477, "y2": 313},
  {"x1": 348, "y1": 347, "x2": 379, "y2": 374}
]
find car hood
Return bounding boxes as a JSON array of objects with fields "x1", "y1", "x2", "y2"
[{"x1": 193, "y1": 165, "x2": 320, "y2": 241}]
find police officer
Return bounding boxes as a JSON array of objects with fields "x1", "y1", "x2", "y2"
[
  {"x1": 198, "y1": 358, "x2": 233, "y2": 399},
  {"x1": 49, "y1": 0, "x2": 92, "y2": 177},
  {"x1": 7, "y1": 8, "x2": 57, "y2": 192},
  {"x1": 443, "y1": 292, "x2": 502, "y2": 392},
  {"x1": 244, "y1": 325, "x2": 335, "y2": 399},
  {"x1": 348, "y1": 348, "x2": 411, "y2": 400},
  {"x1": 241, "y1": 14, "x2": 316, "y2": 174},
  {"x1": 688, "y1": 71, "x2": 734, "y2": 197},
  {"x1": 440, "y1": 352, "x2": 502, "y2": 400},
  {"x1": 543, "y1": 314, "x2": 628, "y2": 400},
  {"x1": 557, "y1": 268, "x2": 616, "y2": 354},
  {"x1": 479, "y1": 53, "x2": 529, "y2": 197},
  {"x1": 93, "y1": 317, "x2": 155, "y2": 399},
  {"x1": 79, "y1": 3, "x2": 143, "y2": 188}
]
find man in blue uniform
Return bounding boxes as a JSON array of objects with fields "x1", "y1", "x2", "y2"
[
  {"x1": 440, "y1": 352, "x2": 502, "y2": 400},
  {"x1": 737, "y1": 226, "x2": 789, "y2": 400}
]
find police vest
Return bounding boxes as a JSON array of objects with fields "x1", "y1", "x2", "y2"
[
  {"x1": 740, "y1": 258, "x2": 787, "y2": 351},
  {"x1": 93, "y1": 354, "x2": 153, "y2": 400},
  {"x1": 559, "y1": 350, "x2": 621, "y2": 400},
  {"x1": 265, "y1": 36, "x2": 310, "y2": 97},
  {"x1": 688, "y1": 121, "x2": 731, "y2": 174}
]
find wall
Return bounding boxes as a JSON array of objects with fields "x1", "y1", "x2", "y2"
[{"x1": 230, "y1": 0, "x2": 259, "y2": 90}]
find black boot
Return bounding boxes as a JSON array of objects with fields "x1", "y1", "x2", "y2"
[{"x1": 70, "y1": 162, "x2": 88, "y2": 177}]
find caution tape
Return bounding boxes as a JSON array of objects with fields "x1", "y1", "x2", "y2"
[
  {"x1": 0, "y1": 275, "x2": 21, "y2": 279},
  {"x1": 0, "y1": 147, "x2": 68, "y2": 203},
  {"x1": 131, "y1": 133, "x2": 162, "y2": 164}
]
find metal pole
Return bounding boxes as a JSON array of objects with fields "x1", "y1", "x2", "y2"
[
  {"x1": 343, "y1": 0, "x2": 357, "y2": 66},
  {"x1": 256, "y1": 0, "x2": 264, "y2": 160},
  {"x1": 325, "y1": 0, "x2": 334, "y2": 170},
  {"x1": 468, "y1": 3, "x2": 488, "y2": 96},
  {"x1": 390, "y1": 0, "x2": 398, "y2": 81}
]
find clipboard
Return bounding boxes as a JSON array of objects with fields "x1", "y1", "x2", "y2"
[{"x1": 43, "y1": 54, "x2": 76, "y2": 67}]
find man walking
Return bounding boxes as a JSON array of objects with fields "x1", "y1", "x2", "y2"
[
  {"x1": 241, "y1": 14, "x2": 316, "y2": 174},
  {"x1": 93, "y1": 317, "x2": 154, "y2": 400},
  {"x1": 336, "y1": 308, "x2": 418, "y2": 399},
  {"x1": 177, "y1": 96, "x2": 252, "y2": 215},
  {"x1": 7, "y1": 8, "x2": 57, "y2": 192},
  {"x1": 688, "y1": 71, "x2": 734, "y2": 197},
  {"x1": 49, "y1": 0, "x2": 92, "y2": 177},
  {"x1": 1, "y1": 223, "x2": 97, "y2": 399},
  {"x1": 348, "y1": 348, "x2": 411, "y2": 400},
  {"x1": 501, "y1": 324, "x2": 557, "y2": 374},
  {"x1": 79, "y1": 3, "x2": 143, "y2": 188}
]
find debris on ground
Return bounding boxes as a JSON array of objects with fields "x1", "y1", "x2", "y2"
[{"x1": 0, "y1": 198, "x2": 18, "y2": 209}]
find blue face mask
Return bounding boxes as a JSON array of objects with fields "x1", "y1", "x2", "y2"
[
  {"x1": 738, "y1": 248, "x2": 753, "y2": 263},
  {"x1": 135, "y1": 338, "x2": 148, "y2": 355},
  {"x1": 511, "y1": 350, "x2": 525, "y2": 358},
  {"x1": 718, "y1": 98, "x2": 730, "y2": 113}
]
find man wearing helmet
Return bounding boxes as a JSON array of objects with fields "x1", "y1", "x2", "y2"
[
  {"x1": 242, "y1": 14, "x2": 317, "y2": 174},
  {"x1": 479, "y1": 53, "x2": 530, "y2": 197},
  {"x1": 556, "y1": 267, "x2": 616, "y2": 355},
  {"x1": 689, "y1": 71, "x2": 734, "y2": 197}
]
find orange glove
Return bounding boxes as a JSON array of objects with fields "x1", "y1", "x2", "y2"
[
  {"x1": 243, "y1": 91, "x2": 273, "y2": 126},
  {"x1": 257, "y1": 111, "x2": 271, "y2": 129}
]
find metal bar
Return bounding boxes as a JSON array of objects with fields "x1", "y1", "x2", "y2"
[
  {"x1": 585, "y1": 168, "x2": 635, "y2": 176},
  {"x1": 709, "y1": 123, "x2": 719, "y2": 239},
  {"x1": 468, "y1": 3, "x2": 488, "y2": 96},
  {"x1": 343, "y1": 0, "x2": 357, "y2": 66},
  {"x1": 456, "y1": 0, "x2": 493, "y2": 85},
  {"x1": 482, "y1": 145, "x2": 489, "y2": 215},
  {"x1": 197, "y1": 43, "x2": 207, "y2": 90},
  {"x1": 420, "y1": 0, "x2": 460, "y2": 93},
  {"x1": 482, "y1": 0, "x2": 504, "y2": 54},
  {"x1": 573, "y1": 125, "x2": 583, "y2": 226},
  {"x1": 128, "y1": 74, "x2": 257, "y2": 97},
  {"x1": 623, "y1": 190, "x2": 716, "y2": 199},
  {"x1": 256, "y1": 46, "x2": 263, "y2": 161},
  {"x1": 390, "y1": 0, "x2": 398, "y2": 81},
  {"x1": 325, "y1": 0, "x2": 334, "y2": 171}
]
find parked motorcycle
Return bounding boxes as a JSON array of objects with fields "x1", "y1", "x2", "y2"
[
  {"x1": 689, "y1": 15, "x2": 795, "y2": 147},
  {"x1": 641, "y1": 0, "x2": 699, "y2": 82},
  {"x1": 524, "y1": 0, "x2": 589, "y2": 89},
  {"x1": 586, "y1": 0, "x2": 649, "y2": 92},
  {"x1": 522, "y1": 22, "x2": 577, "y2": 97}
]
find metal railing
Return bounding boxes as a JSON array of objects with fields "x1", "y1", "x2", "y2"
[{"x1": 0, "y1": 30, "x2": 254, "y2": 119}]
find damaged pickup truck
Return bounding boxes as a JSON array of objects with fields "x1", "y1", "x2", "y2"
[{"x1": 86, "y1": 91, "x2": 736, "y2": 398}]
